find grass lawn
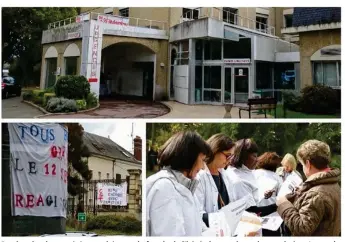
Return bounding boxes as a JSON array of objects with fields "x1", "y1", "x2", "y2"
[
  {"x1": 65, "y1": 225, "x2": 141, "y2": 236},
  {"x1": 267, "y1": 105, "x2": 341, "y2": 119}
]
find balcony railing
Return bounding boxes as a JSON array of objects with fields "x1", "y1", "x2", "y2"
[
  {"x1": 181, "y1": 7, "x2": 276, "y2": 36},
  {"x1": 48, "y1": 12, "x2": 168, "y2": 31}
]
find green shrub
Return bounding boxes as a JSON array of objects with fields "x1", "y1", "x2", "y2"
[
  {"x1": 23, "y1": 91, "x2": 34, "y2": 101},
  {"x1": 45, "y1": 86, "x2": 55, "y2": 93},
  {"x1": 76, "y1": 99, "x2": 87, "y2": 110},
  {"x1": 299, "y1": 84, "x2": 338, "y2": 114},
  {"x1": 46, "y1": 97, "x2": 78, "y2": 113},
  {"x1": 86, "y1": 92, "x2": 98, "y2": 108},
  {"x1": 32, "y1": 90, "x2": 45, "y2": 97},
  {"x1": 86, "y1": 215, "x2": 141, "y2": 234},
  {"x1": 43, "y1": 93, "x2": 56, "y2": 107},
  {"x1": 282, "y1": 90, "x2": 302, "y2": 112},
  {"x1": 55, "y1": 75, "x2": 90, "y2": 99}
]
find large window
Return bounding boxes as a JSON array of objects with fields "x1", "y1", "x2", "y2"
[
  {"x1": 119, "y1": 8, "x2": 129, "y2": 17},
  {"x1": 256, "y1": 15, "x2": 268, "y2": 32},
  {"x1": 223, "y1": 7, "x2": 238, "y2": 24},
  {"x1": 65, "y1": 57, "x2": 78, "y2": 75},
  {"x1": 274, "y1": 63, "x2": 296, "y2": 90},
  {"x1": 284, "y1": 14, "x2": 293, "y2": 28},
  {"x1": 313, "y1": 61, "x2": 341, "y2": 88},
  {"x1": 182, "y1": 8, "x2": 199, "y2": 20},
  {"x1": 195, "y1": 66, "x2": 202, "y2": 102},
  {"x1": 195, "y1": 39, "x2": 203, "y2": 60},
  {"x1": 223, "y1": 38, "x2": 251, "y2": 59},
  {"x1": 204, "y1": 66, "x2": 221, "y2": 89},
  {"x1": 256, "y1": 61, "x2": 272, "y2": 89},
  {"x1": 204, "y1": 40, "x2": 222, "y2": 60}
]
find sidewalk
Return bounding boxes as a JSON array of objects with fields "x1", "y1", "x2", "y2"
[{"x1": 159, "y1": 101, "x2": 271, "y2": 119}]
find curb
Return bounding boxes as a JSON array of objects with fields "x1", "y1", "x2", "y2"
[{"x1": 22, "y1": 100, "x2": 100, "y2": 118}]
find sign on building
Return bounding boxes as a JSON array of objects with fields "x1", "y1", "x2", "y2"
[
  {"x1": 8, "y1": 123, "x2": 68, "y2": 217},
  {"x1": 67, "y1": 32, "x2": 81, "y2": 40},
  {"x1": 224, "y1": 59, "x2": 251, "y2": 64},
  {"x1": 96, "y1": 182, "x2": 127, "y2": 206},
  {"x1": 98, "y1": 14, "x2": 129, "y2": 26}
]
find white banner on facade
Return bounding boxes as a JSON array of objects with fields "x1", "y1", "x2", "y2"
[
  {"x1": 97, "y1": 182, "x2": 127, "y2": 206},
  {"x1": 98, "y1": 14, "x2": 129, "y2": 26},
  {"x1": 8, "y1": 123, "x2": 68, "y2": 218}
]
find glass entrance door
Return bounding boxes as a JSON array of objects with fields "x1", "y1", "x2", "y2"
[
  {"x1": 45, "y1": 58, "x2": 57, "y2": 88},
  {"x1": 203, "y1": 66, "x2": 222, "y2": 103},
  {"x1": 234, "y1": 67, "x2": 249, "y2": 103}
]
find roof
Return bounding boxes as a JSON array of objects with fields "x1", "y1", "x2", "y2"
[
  {"x1": 82, "y1": 132, "x2": 141, "y2": 165},
  {"x1": 293, "y1": 8, "x2": 341, "y2": 27}
]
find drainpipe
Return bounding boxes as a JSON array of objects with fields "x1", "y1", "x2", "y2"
[{"x1": 112, "y1": 160, "x2": 115, "y2": 179}]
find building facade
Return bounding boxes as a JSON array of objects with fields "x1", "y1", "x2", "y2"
[
  {"x1": 40, "y1": 7, "x2": 337, "y2": 105},
  {"x1": 281, "y1": 7, "x2": 341, "y2": 89}
]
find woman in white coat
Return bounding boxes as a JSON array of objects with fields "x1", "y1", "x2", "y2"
[
  {"x1": 146, "y1": 131, "x2": 212, "y2": 236},
  {"x1": 195, "y1": 133, "x2": 237, "y2": 227},
  {"x1": 226, "y1": 139, "x2": 278, "y2": 216}
]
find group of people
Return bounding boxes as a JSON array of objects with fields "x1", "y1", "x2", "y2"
[{"x1": 146, "y1": 131, "x2": 341, "y2": 237}]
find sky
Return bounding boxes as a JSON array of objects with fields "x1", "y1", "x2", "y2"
[{"x1": 80, "y1": 122, "x2": 145, "y2": 154}]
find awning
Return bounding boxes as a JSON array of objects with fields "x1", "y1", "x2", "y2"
[{"x1": 311, "y1": 44, "x2": 341, "y2": 61}]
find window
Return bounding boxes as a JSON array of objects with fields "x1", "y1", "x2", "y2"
[
  {"x1": 204, "y1": 40, "x2": 222, "y2": 60},
  {"x1": 204, "y1": 66, "x2": 221, "y2": 89},
  {"x1": 284, "y1": 14, "x2": 293, "y2": 28},
  {"x1": 256, "y1": 62, "x2": 272, "y2": 89},
  {"x1": 223, "y1": 38, "x2": 251, "y2": 59},
  {"x1": 195, "y1": 39, "x2": 203, "y2": 61},
  {"x1": 106, "y1": 173, "x2": 110, "y2": 179},
  {"x1": 223, "y1": 7, "x2": 238, "y2": 24},
  {"x1": 182, "y1": 8, "x2": 199, "y2": 20},
  {"x1": 98, "y1": 171, "x2": 101, "y2": 180},
  {"x1": 195, "y1": 66, "x2": 202, "y2": 102},
  {"x1": 256, "y1": 15, "x2": 268, "y2": 32},
  {"x1": 313, "y1": 61, "x2": 341, "y2": 88},
  {"x1": 119, "y1": 8, "x2": 129, "y2": 17},
  {"x1": 64, "y1": 57, "x2": 78, "y2": 75},
  {"x1": 90, "y1": 170, "x2": 93, "y2": 179},
  {"x1": 3, "y1": 77, "x2": 15, "y2": 84},
  {"x1": 274, "y1": 63, "x2": 296, "y2": 90}
]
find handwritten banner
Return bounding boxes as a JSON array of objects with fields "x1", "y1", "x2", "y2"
[
  {"x1": 8, "y1": 123, "x2": 68, "y2": 217},
  {"x1": 97, "y1": 182, "x2": 127, "y2": 206}
]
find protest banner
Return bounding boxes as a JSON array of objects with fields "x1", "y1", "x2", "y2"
[
  {"x1": 97, "y1": 182, "x2": 127, "y2": 206},
  {"x1": 8, "y1": 123, "x2": 68, "y2": 217}
]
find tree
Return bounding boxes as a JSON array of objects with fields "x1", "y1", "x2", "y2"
[
  {"x1": 64, "y1": 123, "x2": 92, "y2": 197},
  {"x1": 2, "y1": 7, "x2": 78, "y2": 86}
]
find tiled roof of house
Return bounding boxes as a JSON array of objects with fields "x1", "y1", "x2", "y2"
[
  {"x1": 293, "y1": 7, "x2": 341, "y2": 27},
  {"x1": 82, "y1": 132, "x2": 141, "y2": 165}
]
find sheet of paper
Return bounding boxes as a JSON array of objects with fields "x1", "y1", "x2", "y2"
[
  {"x1": 208, "y1": 195, "x2": 249, "y2": 237},
  {"x1": 221, "y1": 195, "x2": 249, "y2": 236},
  {"x1": 208, "y1": 212, "x2": 231, "y2": 237},
  {"x1": 261, "y1": 212, "x2": 283, "y2": 231},
  {"x1": 256, "y1": 176, "x2": 278, "y2": 203},
  {"x1": 277, "y1": 171, "x2": 303, "y2": 198},
  {"x1": 234, "y1": 212, "x2": 262, "y2": 237}
]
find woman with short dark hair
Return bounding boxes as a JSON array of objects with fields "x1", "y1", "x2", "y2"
[
  {"x1": 146, "y1": 131, "x2": 212, "y2": 236},
  {"x1": 195, "y1": 133, "x2": 236, "y2": 227}
]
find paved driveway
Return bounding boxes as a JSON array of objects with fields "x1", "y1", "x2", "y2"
[{"x1": 2, "y1": 96, "x2": 44, "y2": 119}]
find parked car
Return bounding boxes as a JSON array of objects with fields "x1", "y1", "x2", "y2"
[
  {"x1": 40, "y1": 231, "x2": 98, "y2": 237},
  {"x1": 2, "y1": 76, "x2": 22, "y2": 99}
]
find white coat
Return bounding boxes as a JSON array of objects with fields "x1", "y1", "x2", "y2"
[
  {"x1": 253, "y1": 169, "x2": 283, "y2": 207},
  {"x1": 146, "y1": 168, "x2": 203, "y2": 236},
  {"x1": 195, "y1": 165, "x2": 241, "y2": 215},
  {"x1": 225, "y1": 165, "x2": 259, "y2": 208}
]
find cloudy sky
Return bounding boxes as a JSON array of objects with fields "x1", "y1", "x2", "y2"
[{"x1": 80, "y1": 122, "x2": 145, "y2": 154}]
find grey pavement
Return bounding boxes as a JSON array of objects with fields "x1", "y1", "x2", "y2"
[{"x1": 2, "y1": 96, "x2": 44, "y2": 119}]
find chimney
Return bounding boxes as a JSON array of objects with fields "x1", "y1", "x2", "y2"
[{"x1": 133, "y1": 136, "x2": 142, "y2": 161}]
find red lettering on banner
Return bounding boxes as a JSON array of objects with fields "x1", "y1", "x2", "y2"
[
  {"x1": 26, "y1": 194, "x2": 35, "y2": 208},
  {"x1": 89, "y1": 78, "x2": 98, "y2": 82},
  {"x1": 36, "y1": 194, "x2": 44, "y2": 206},
  {"x1": 15, "y1": 194, "x2": 24, "y2": 207}
]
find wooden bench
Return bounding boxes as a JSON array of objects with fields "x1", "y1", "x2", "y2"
[{"x1": 238, "y1": 97, "x2": 277, "y2": 118}]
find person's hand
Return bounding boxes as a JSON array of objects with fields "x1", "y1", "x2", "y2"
[{"x1": 264, "y1": 189, "x2": 274, "y2": 199}]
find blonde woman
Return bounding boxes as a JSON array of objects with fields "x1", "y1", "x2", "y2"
[
  {"x1": 277, "y1": 140, "x2": 341, "y2": 236},
  {"x1": 276, "y1": 153, "x2": 302, "y2": 181}
]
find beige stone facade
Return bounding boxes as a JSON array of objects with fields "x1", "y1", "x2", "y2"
[
  {"x1": 102, "y1": 35, "x2": 169, "y2": 97},
  {"x1": 299, "y1": 29, "x2": 341, "y2": 87},
  {"x1": 40, "y1": 40, "x2": 82, "y2": 89}
]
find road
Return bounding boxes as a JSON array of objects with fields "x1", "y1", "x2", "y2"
[{"x1": 2, "y1": 96, "x2": 44, "y2": 118}]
